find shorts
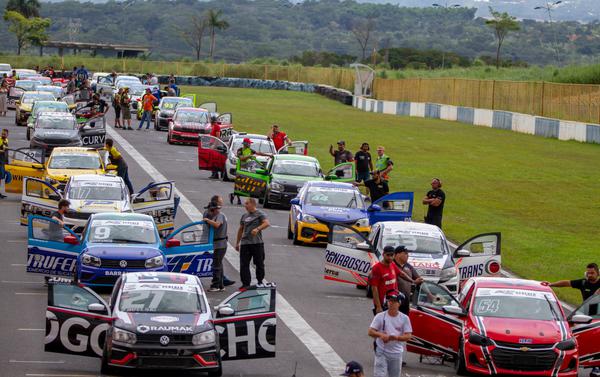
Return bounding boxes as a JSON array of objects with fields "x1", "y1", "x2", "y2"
[
  {"x1": 114, "y1": 106, "x2": 121, "y2": 118},
  {"x1": 356, "y1": 171, "x2": 370, "y2": 182},
  {"x1": 121, "y1": 107, "x2": 131, "y2": 120}
]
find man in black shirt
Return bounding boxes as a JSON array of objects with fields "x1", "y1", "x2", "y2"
[
  {"x1": 422, "y1": 178, "x2": 445, "y2": 228},
  {"x1": 364, "y1": 170, "x2": 389, "y2": 202},
  {"x1": 329, "y1": 140, "x2": 354, "y2": 165},
  {"x1": 354, "y1": 142, "x2": 373, "y2": 183},
  {"x1": 544, "y1": 263, "x2": 600, "y2": 301}
]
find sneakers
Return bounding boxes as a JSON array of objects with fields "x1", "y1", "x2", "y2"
[
  {"x1": 223, "y1": 279, "x2": 236, "y2": 287},
  {"x1": 590, "y1": 367, "x2": 600, "y2": 377},
  {"x1": 208, "y1": 287, "x2": 225, "y2": 292},
  {"x1": 239, "y1": 285, "x2": 250, "y2": 290}
]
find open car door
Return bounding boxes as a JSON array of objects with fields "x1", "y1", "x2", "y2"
[
  {"x1": 132, "y1": 182, "x2": 176, "y2": 235},
  {"x1": 27, "y1": 215, "x2": 81, "y2": 277},
  {"x1": 325, "y1": 162, "x2": 355, "y2": 182},
  {"x1": 323, "y1": 224, "x2": 377, "y2": 287},
  {"x1": 79, "y1": 116, "x2": 106, "y2": 148},
  {"x1": 453, "y1": 233, "x2": 501, "y2": 285},
  {"x1": 216, "y1": 113, "x2": 234, "y2": 141},
  {"x1": 569, "y1": 294, "x2": 600, "y2": 368},
  {"x1": 45, "y1": 282, "x2": 110, "y2": 357},
  {"x1": 198, "y1": 135, "x2": 228, "y2": 172},
  {"x1": 407, "y1": 281, "x2": 462, "y2": 359},
  {"x1": 234, "y1": 159, "x2": 270, "y2": 199},
  {"x1": 214, "y1": 283, "x2": 276, "y2": 360},
  {"x1": 20, "y1": 177, "x2": 62, "y2": 225},
  {"x1": 7, "y1": 85, "x2": 24, "y2": 109},
  {"x1": 198, "y1": 101, "x2": 216, "y2": 113},
  {"x1": 182, "y1": 93, "x2": 197, "y2": 107},
  {"x1": 161, "y1": 221, "x2": 214, "y2": 277},
  {"x1": 4, "y1": 147, "x2": 45, "y2": 193},
  {"x1": 368, "y1": 192, "x2": 414, "y2": 225},
  {"x1": 277, "y1": 141, "x2": 309, "y2": 156}
]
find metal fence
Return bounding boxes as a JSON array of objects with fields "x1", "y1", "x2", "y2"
[{"x1": 373, "y1": 77, "x2": 600, "y2": 124}]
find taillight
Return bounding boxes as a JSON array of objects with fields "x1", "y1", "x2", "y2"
[{"x1": 486, "y1": 261, "x2": 501, "y2": 274}]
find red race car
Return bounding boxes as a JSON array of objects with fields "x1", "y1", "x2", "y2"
[
  {"x1": 167, "y1": 107, "x2": 232, "y2": 146},
  {"x1": 408, "y1": 277, "x2": 599, "y2": 376}
]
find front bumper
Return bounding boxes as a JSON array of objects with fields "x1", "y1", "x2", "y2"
[
  {"x1": 78, "y1": 265, "x2": 167, "y2": 286},
  {"x1": 296, "y1": 220, "x2": 370, "y2": 244},
  {"x1": 170, "y1": 129, "x2": 200, "y2": 145},
  {"x1": 107, "y1": 341, "x2": 219, "y2": 370},
  {"x1": 156, "y1": 116, "x2": 172, "y2": 130},
  {"x1": 266, "y1": 189, "x2": 298, "y2": 207}
]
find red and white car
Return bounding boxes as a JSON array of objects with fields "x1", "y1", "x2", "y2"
[
  {"x1": 407, "y1": 277, "x2": 599, "y2": 376},
  {"x1": 167, "y1": 107, "x2": 232, "y2": 146}
]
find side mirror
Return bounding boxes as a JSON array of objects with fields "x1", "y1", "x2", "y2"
[
  {"x1": 368, "y1": 204, "x2": 382, "y2": 212},
  {"x1": 63, "y1": 235, "x2": 79, "y2": 245},
  {"x1": 32, "y1": 163, "x2": 44, "y2": 169},
  {"x1": 218, "y1": 306, "x2": 235, "y2": 316},
  {"x1": 442, "y1": 305, "x2": 466, "y2": 317},
  {"x1": 15, "y1": 100, "x2": 20, "y2": 106},
  {"x1": 569, "y1": 314, "x2": 592, "y2": 324},
  {"x1": 88, "y1": 303, "x2": 107, "y2": 313},
  {"x1": 255, "y1": 169, "x2": 266, "y2": 175},
  {"x1": 290, "y1": 198, "x2": 300, "y2": 206},
  {"x1": 49, "y1": 194, "x2": 61, "y2": 201},
  {"x1": 356, "y1": 242, "x2": 371, "y2": 251},
  {"x1": 216, "y1": 146, "x2": 227, "y2": 153},
  {"x1": 165, "y1": 238, "x2": 180, "y2": 248},
  {"x1": 455, "y1": 249, "x2": 470, "y2": 257}
]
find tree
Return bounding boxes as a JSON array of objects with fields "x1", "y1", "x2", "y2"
[
  {"x1": 5, "y1": 0, "x2": 40, "y2": 18},
  {"x1": 206, "y1": 9, "x2": 229, "y2": 59},
  {"x1": 27, "y1": 16, "x2": 51, "y2": 56},
  {"x1": 3, "y1": 10, "x2": 49, "y2": 55},
  {"x1": 142, "y1": 14, "x2": 163, "y2": 43},
  {"x1": 351, "y1": 17, "x2": 376, "y2": 61},
  {"x1": 178, "y1": 15, "x2": 207, "y2": 61},
  {"x1": 485, "y1": 7, "x2": 520, "y2": 69}
]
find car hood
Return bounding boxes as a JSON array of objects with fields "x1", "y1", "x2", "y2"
[
  {"x1": 20, "y1": 104, "x2": 33, "y2": 112},
  {"x1": 408, "y1": 254, "x2": 450, "y2": 280},
  {"x1": 46, "y1": 169, "x2": 104, "y2": 182},
  {"x1": 271, "y1": 174, "x2": 322, "y2": 186},
  {"x1": 33, "y1": 129, "x2": 79, "y2": 140},
  {"x1": 475, "y1": 317, "x2": 565, "y2": 345},
  {"x1": 69, "y1": 199, "x2": 128, "y2": 213},
  {"x1": 304, "y1": 205, "x2": 367, "y2": 223},
  {"x1": 115, "y1": 312, "x2": 212, "y2": 335},
  {"x1": 83, "y1": 244, "x2": 162, "y2": 259},
  {"x1": 172, "y1": 121, "x2": 210, "y2": 131}
]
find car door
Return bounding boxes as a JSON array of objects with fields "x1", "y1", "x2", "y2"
[
  {"x1": 407, "y1": 281, "x2": 463, "y2": 359},
  {"x1": 27, "y1": 215, "x2": 82, "y2": 277},
  {"x1": 214, "y1": 284, "x2": 276, "y2": 360},
  {"x1": 453, "y1": 233, "x2": 501, "y2": 283},
  {"x1": 21, "y1": 177, "x2": 62, "y2": 225},
  {"x1": 569, "y1": 294, "x2": 600, "y2": 368},
  {"x1": 325, "y1": 162, "x2": 355, "y2": 182},
  {"x1": 368, "y1": 192, "x2": 414, "y2": 225},
  {"x1": 198, "y1": 135, "x2": 228, "y2": 171},
  {"x1": 4, "y1": 147, "x2": 45, "y2": 193},
  {"x1": 182, "y1": 93, "x2": 197, "y2": 107},
  {"x1": 199, "y1": 102, "x2": 217, "y2": 113},
  {"x1": 45, "y1": 283, "x2": 111, "y2": 357},
  {"x1": 277, "y1": 141, "x2": 309, "y2": 156},
  {"x1": 131, "y1": 182, "x2": 176, "y2": 234},
  {"x1": 323, "y1": 224, "x2": 378, "y2": 287},
  {"x1": 79, "y1": 116, "x2": 106, "y2": 148},
  {"x1": 234, "y1": 159, "x2": 270, "y2": 199},
  {"x1": 161, "y1": 221, "x2": 214, "y2": 277},
  {"x1": 216, "y1": 113, "x2": 234, "y2": 141}
]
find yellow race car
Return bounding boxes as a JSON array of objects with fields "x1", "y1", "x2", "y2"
[
  {"x1": 4, "y1": 147, "x2": 116, "y2": 194},
  {"x1": 15, "y1": 91, "x2": 57, "y2": 127}
]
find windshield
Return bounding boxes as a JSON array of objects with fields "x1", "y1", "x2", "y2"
[
  {"x1": 48, "y1": 154, "x2": 102, "y2": 169},
  {"x1": 16, "y1": 81, "x2": 37, "y2": 91},
  {"x1": 473, "y1": 288, "x2": 562, "y2": 321},
  {"x1": 69, "y1": 182, "x2": 123, "y2": 200},
  {"x1": 381, "y1": 230, "x2": 446, "y2": 255},
  {"x1": 161, "y1": 98, "x2": 191, "y2": 110},
  {"x1": 128, "y1": 86, "x2": 146, "y2": 96},
  {"x1": 273, "y1": 159, "x2": 320, "y2": 177},
  {"x1": 119, "y1": 285, "x2": 203, "y2": 313},
  {"x1": 37, "y1": 86, "x2": 62, "y2": 95},
  {"x1": 174, "y1": 110, "x2": 208, "y2": 123},
  {"x1": 88, "y1": 219, "x2": 157, "y2": 244},
  {"x1": 0, "y1": 64, "x2": 10, "y2": 71},
  {"x1": 232, "y1": 139, "x2": 274, "y2": 154},
  {"x1": 305, "y1": 187, "x2": 363, "y2": 208},
  {"x1": 34, "y1": 103, "x2": 68, "y2": 115},
  {"x1": 23, "y1": 93, "x2": 55, "y2": 104},
  {"x1": 36, "y1": 116, "x2": 76, "y2": 130}
]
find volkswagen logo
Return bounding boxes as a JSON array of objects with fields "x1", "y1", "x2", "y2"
[
  {"x1": 159, "y1": 335, "x2": 170, "y2": 346},
  {"x1": 119, "y1": 260, "x2": 127, "y2": 268}
]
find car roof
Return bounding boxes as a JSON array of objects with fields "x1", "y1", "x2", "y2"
[
  {"x1": 70, "y1": 174, "x2": 122, "y2": 183},
  {"x1": 23, "y1": 91, "x2": 55, "y2": 96},
  {"x1": 91, "y1": 212, "x2": 154, "y2": 222},
  {"x1": 51, "y1": 147, "x2": 100, "y2": 155},
  {"x1": 163, "y1": 97, "x2": 191, "y2": 101},
  {"x1": 175, "y1": 106, "x2": 205, "y2": 112},
  {"x1": 379, "y1": 221, "x2": 444, "y2": 237},
  {"x1": 123, "y1": 272, "x2": 200, "y2": 285},
  {"x1": 305, "y1": 181, "x2": 356, "y2": 190},
  {"x1": 471, "y1": 277, "x2": 550, "y2": 292},
  {"x1": 37, "y1": 112, "x2": 73, "y2": 119},
  {"x1": 232, "y1": 133, "x2": 269, "y2": 140},
  {"x1": 273, "y1": 154, "x2": 318, "y2": 163}
]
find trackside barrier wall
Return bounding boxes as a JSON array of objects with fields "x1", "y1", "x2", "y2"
[{"x1": 353, "y1": 96, "x2": 600, "y2": 145}]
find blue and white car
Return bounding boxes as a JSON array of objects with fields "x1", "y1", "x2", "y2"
[{"x1": 26, "y1": 212, "x2": 215, "y2": 286}]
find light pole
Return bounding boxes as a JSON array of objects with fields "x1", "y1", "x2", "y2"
[
  {"x1": 534, "y1": 1, "x2": 562, "y2": 65},
  {"x1": 432, "y1": 2, "x2": 461, "y2": 69}
]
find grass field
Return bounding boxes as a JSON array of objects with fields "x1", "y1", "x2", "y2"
[{"x1": 182, "y1": 85, "x2": 600, "y2": 305}]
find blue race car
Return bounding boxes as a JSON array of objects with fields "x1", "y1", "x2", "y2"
[{"x1": 26, "y1": 212, "x2": 214, "y2": 287}]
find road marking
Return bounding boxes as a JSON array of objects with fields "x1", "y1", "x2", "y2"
[
  {"x1": 325, "y1": 295, "x2": 370, "y2": 301},
  {"x1": 2, "y1": 280, "x2": 42, "y2": 284},
  {"x1": 9, "y1": 360, "x2": 64, "y2": 364},
  {"x1": 15, "y1": 292, "x2": 45, "y2": 296},
  {"x1": 10, "y1": 263, "x2": 26, "y2": 267},
  {"x1": 17, "y1": 328, "x2": 44, "y2": 331},
  {"x1": 25, "y1": 375, "x2": 96, "y2": 377},
  {"x1": 7, "y1": 239, "x2": 21, "y2": 243},
  {"x1": 106, "y1": 125, "x2": 346, "y2": 376}
]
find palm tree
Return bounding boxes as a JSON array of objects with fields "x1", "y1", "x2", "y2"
[
  {"x1": 6, "y1": 0, "x2": 41, "y2": 18},
  {"x1": 206, "y1": 9, "x2": 229, "y2": 59}
]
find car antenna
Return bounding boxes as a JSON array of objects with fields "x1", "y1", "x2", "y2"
[{"x1": 292, "y1": 361, "x2": 298, "y2": 377}]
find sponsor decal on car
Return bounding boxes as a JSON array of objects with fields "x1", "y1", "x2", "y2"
[
  {"x1": 137, "y1": 324, "x2": 194, "y2": 334},
  {"x1": 325, "y1": 250, "x2": 370, "y2": 274}
]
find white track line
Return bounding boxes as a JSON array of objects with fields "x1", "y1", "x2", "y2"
[{"x1": 106, "y1": 126, "x2": 346, "y2": 376}]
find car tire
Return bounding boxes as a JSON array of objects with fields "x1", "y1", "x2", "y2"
[
  {"x1": 293, "y1": 223, "x2": 302, "y2": 245},
  {"x1": 287, "y1": 220, "x2": 294, "y2": 240},
  {"x1": 455, "y1": 339, "x2": 468, "y2": 376},
  {"x1": 26, "y1": 128, "x2": 30, "y2": 140},
  {"x1": 263, "y1": 193, "x2": 272, "y2": 209}
]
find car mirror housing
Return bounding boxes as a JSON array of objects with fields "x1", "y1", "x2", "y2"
[
  {"x1": 63, "y1": 235, "x2": 79, "y2": 245},
  {"x1": 165, "y1": 238, "x2": 181, "y2": 248},
  {"x1": 442, "y1": 305, "x2": 466, "y2": 317},
  {"x1": 569, "y1": 314, "x2": 592, "y2": 324},
  {"x1": 218, "y1": 306, "x2": 235, "y2": 316},
  {"x1": 88, "y1": 303, "x2": 107, "y2": 314},
  {"x1": 456, "y1": 249, "x2": 470, "y2": 257},
  {"x1": 368, "y1": 204, "x2": 382, "y2": 212},
  {"x1": 290, "y1": 198, "x2": 300, "y2": 206},
  {"x1": 356, "y1": 242, "x2": 371, "y2": 251}
]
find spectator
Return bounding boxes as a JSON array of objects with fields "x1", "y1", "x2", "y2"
[
  {"x1": 104, "y1": 138, "x2": 134, "y2": 194},
  {"x1": 374, "y1": 146, "x2": 393, "y2": 181},
  {"x1": 340, "y1": 361, "x2": 364, "y2": 377},
  {"x1": 422, "y1": 178, "x2": 445, "y2": 229},
  {"x1": 0, "y1": 76, "x2": 8, "y2": 117},
  {"x1": 364, "y1": 170, "x2": 389, "y2": 202},
  {"x1": 66, "y1": 76, "x2": 77, "y2": 95},
  {"x1": 0, "y1": 129, "x2": 8, "y2": 199},
  {"x1": 120, "y1": 88, "x2": 133, "y2": 130},
  {"x1": 368, "y1": 290, "x2": 412, "y2": 377},
  {"x1": 203, "y1": 199, "x2": 229, "y2": 292},
  {"x1": 329, "y1": 140, "x2": 354, "y2": 165},
  {"x1": 138, "y1": 88, "x2": 156, "y2": 130},
  {"x1": 113, "y1": 88, "x2": 123, "y2": 129},
  {"x1": 355, "y1": 142, "x2": 373, "y2": 183},
  {"x1": 370, "y1": 246, "x2": 399, "y2": 314},
  {"x1": 268, "y1": 124, "x2": 291, "y2": 151},
  {"x1": 149, "y1": 73, "x2": 159, "y2": 86},
  {"x1": 393, "y1": 246, "x2": 423, "y2": 315},
  {"x1": 165, "y1": 85, "x2": 176, "y2": 96},
  {"x1": 235, "y1": 198, "x2": 270, "y2": 289},
  {"x1": 544, "y1": 263, "x2": 600, "y2": 302},
  {"x1": 76, "y1": 65, "x2": 89, "y2": 87}
]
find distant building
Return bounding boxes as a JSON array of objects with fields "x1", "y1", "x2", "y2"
[{"x1": 41, "y1": 41, "x2": 150, "y2": 58}]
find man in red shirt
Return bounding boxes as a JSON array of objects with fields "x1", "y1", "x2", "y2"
[
  {"x1": 268, "y1": 124, "x2": 291, "y2": 151},
  {"x1": 209, "y1": 115, "x2": 222, "y2": 179},
  {"x1": 370, "y1": 246, "x2": 400, "y2": 314},
  {"x1": 138, "y1": 88, "x2": 157, "y2": 130}
]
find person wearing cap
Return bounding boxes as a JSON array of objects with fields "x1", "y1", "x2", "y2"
[
  {"x1": 329, "y1": 140, "x2": 354, "y2": 165},
  {"x1": 208, "y1": 116, "x2": 223, "y2": 179},
  {"x1": 374, "y1": 146, "x2": 393, "y2": 181},
  {"x1": 393, "y1": 246, "x2": 423, "y2": 315},
  {"x1": 138, "y1": 88, "x2": 157, "y2": 130},
  {"x1": 370, "y1": 246, "x2": 399, "y2": 314},
  {"x1": 369, "y1": 290, "x2": 412, "y2": 377},
  {"x1": 203, "y1": 198, "x2": 229, "y2": 292},
  {"x1": 229, "y1": 138, "x2": 263, "y2": 205},
  {"x1": 340, "y1": 361, "x2": 364, "y2": 377},
  {"x1": 423, "y1": 178, "x2": 445, "y2": 229}
]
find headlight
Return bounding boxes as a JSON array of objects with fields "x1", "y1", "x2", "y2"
[
  {"x1": 113, "y1": 327, "x2": 137, "y2": 345},
  {"x1": 271, "y1": 182, "x2": 284, "y2": 191},
  {"x1": 356, "y1": 218, "x2": 370, "y2": 227},
  {"x1": 81, "y1": 254, "x2": 101, "y2": 267},
  {"x1": 145, "y1": 255, "x2": 164, "y2": 268},
  {"x1": 192, "y1": 330, "x2": 216, "y2": 346},
  {"x1": 439, "y1": 267, "x2": 457, "y2": 282},
  {"x1": 556, "y1": 338, "x2": 576, "y2": 351},
  {"x1": 468, "y1": 331, "x2": 493, "y2": 346},
  {"x1": 302, "y1": 214, "x2": 318, "y2": 224}
]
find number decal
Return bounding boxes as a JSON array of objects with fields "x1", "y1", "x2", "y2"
[{"x1": 93, "y1": 226, "x2": 110, "y2": 240}]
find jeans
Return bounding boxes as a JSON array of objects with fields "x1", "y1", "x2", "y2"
[
  {"x1": 118, "y1": 166, "x2": 134, "y2": 194},
  {"x1": 138, "y1": 110, "x2": 152, "y2": 129},
  {"x1": 211, "y1": 247, "x2": 227, "y2": 289},
  {"x1": 240, "y1": 243, "x2": 265, "y2": 286},
  {"x1": 374, "y1": 349, "x2": 402, "y2": 377}
]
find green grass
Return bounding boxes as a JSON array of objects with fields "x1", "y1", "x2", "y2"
[{"x1": 185, "y1": 85, "x2": 600, "y2": 305}]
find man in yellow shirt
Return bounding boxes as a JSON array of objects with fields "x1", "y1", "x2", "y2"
[
  {"x1": 0, "y1": 128, "x2": 8, "y2": 199},
  {"x1": 104, "y1": 138, "x2": 134, "y2": 194}
]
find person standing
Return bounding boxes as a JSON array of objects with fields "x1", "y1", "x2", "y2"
[
  {"x1": 203, "y1": 200, "x2": 229, "y2": 292},
  {"x1": 138, "y1": 88, "x2": 156, "y2": 130},
  {"x1": 543, "y1": 263, "x2": 600, "y2": 301},
  {"x1": 76, "y1": 65, "x2": 89, "y2": 87},
  {"x1": 207, "y1": 195, "x2": 236, "y2": 287},
  {"x1": 374, "y1": 146, "x2": 393, "y2": 181},
  {"x1": 49, "y1": 199, "x2": 70, "y2": 241},
  {"x1": 235, "y1": 198, "x2": 270, "y2": 289},
  {"x1": 149, "y1": 73, "x2": 158, "y2": 86},
  {"x1": 329, "y1": 140, "x2": 354, "y2": 165},
  {"x1": 355, "y1": 143, "x2": 373, "y2": 183},
  {"x1": 268, "y1": 124, "x2": 291, "y2": 152},
  {"x1": 393, "y1": 246, "x2": 423, "y2": 315},
  {"x1": 113, "y1": 88, "x2": 123, "y2": 129},
  {"x1": 0, "y1": 76, "x2": 8, "y2": 117},
  {"x1": 209, "y1": 116, "x2": 222, "y2": 179},
  {"x1": 104, "y1": 138, "x2": 134, "y2": 194},
  {"x1": 0, "y1": 129, "x2": 8, "y2": 199},
  {"x1": 363, "y1": 170, "x2": 389, "y2": 203},
  {"x1": 368, "y1": 290, "x2": 413, "y2": 377},
  {"x1": 423, "y1": 178, "x2": 445, "y2": 228},
  {"x1": 370, "y1": 246, "x2": 399, "y2": 314},
  {"x1": 120, "y1": 88, "x2": 133, "y2": 130}
]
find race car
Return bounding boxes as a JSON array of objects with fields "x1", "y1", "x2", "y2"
[
  {"x1": 26, "y1": 100, "x2": 70, "y2": 140},
  {"x1": 405, "y1": 278, "x2": 598, "y2": 376},
  {"x1": 154, "y1": 96, "x2": 195, "y2": 130},
  {"x1": 288, "y1": 181, "x2": 376, "y2": 245},
  {"x1": 35, "y1": 84, "x2": 64, "y2": 99},
  {"x1": 15, "y1": 91, "x2": 57, "y2": 126},
  {"x1": 21, "y1": 176, "x2": 178, "y2": 234},
  {"x1": 29, "y1": 112, "x2": 82, "y2": 154},
  {"x1": 43, "y1": 273, "x2": 277, "y2": 375},
  {"x1": 0, "y1": 63, "x2": 11, "y2": 77},
  {"x1": 323, "y1": 220, "x2": 500, "y2": 293},
  {"x1": 167, "y1": 107, "x2": 232, "y2": 145},
  {"x1": 26, "y1": 213, "x2": 212, "y2": 285},
  {"x1": 7, "y1": 80, "x2": 38, "y2": 109}
]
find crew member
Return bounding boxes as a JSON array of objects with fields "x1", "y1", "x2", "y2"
[
  {"x1": 374, "y1": 146, "x2": 393, "y2": 181},
  {"x1": 0, "y1": 129, "x2": 8, "y2": 199},
  {"x1": 355, "y1": 142, "x2": 373, "y2": 183},
  {"x1": 209, "y1": 116, "x2": 222, "y2": 179},
  {"x1": 76, "y1": 65, "x2": 89, "y2": 87},
  {"x1": 268, "y1": 124, "x2": 291, "y2": 151},
  {"x1": 422, "y1": 178, "x2": 445, "y2": 229},
  {"x1": 204, "y1": 199, "x2": 229, "y2": 291},
  {"x1": 49, "y1": 199, "x2": 71, "y2": 241},
  {"x1": 113, "y1": 88, "x2": 123, "y2": 129},
  {"x1": 208, "y1": 195, "x2": 236, "y2": 288},
  {"x1": 229, "y1": 138, "x2": 263, "y2": 205},
  {"x1": 235, "y1": 198, "x2": 270, "y2": 289},
  {"x1": 138, "y1": 88, "x2": 157, "y2": 130},
  {"x1": 544, "y1": 263, "x2": 600, "y2": 301},
  {"x1": 364, "y1": 170, "x2": 389, "y2": 202},
  {"x1": 329, "y1": 140, "x2": 353, "y2": 165},
  {"x1": 87, "y1": 94, "x2": 108, "y2": 117},
  {"x1": 370, "y1": 246, "x2": 399, "y2": 314},
  {"x1": 104, "y1": 138, "x2": 134, "y2": 194},
  {"x1": 393, "y1": 246, "x2": 423, "y2": 315}
]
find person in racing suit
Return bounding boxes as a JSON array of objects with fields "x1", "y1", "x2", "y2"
[{"x1": 104, "y1": 138, "x2": 134, "y2": 194}]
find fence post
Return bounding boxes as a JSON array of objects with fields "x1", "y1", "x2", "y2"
[
  {"x1": 452, "y1": 78, "x2": 457, "y2": 105},
  {"x1": 491, "y1": 80, "x2": 496, "y2": 110},
  {"x1": 540, "y1": 81, "x2": 545, "y2": 117},
  {"x1": 264, "y1": 65, "x2": 267, "y2": 80},
  {"x1": 418, "y1": 78, "x2": 422, "y2": 103}
]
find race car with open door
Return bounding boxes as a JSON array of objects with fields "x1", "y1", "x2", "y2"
[{"x1": 167, "y1": 106, "x2": 233, "y2": 145}]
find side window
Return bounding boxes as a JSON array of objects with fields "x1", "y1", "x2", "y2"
[
  {"x1": 379, "y1": 199, "x2": 411, "y2": 212},
  {"x1": 26, "y1": 179, "x2": 58, "y2": 199},
  {"x1": 137, "y1": 183, "x2": 172, "y2": 202},
  {"x1": 171, "y1": 223, "x2": 210, "y2": 245},
  {"x1": 417, "y1": 282, "x2": 460, "y2": 309},
  {"x1": 50, "y1": 284, "x2": 104, "y2": 312},
  {"x1": 31, "y1": 217, "x2": 69, "y2": 242},
  {"x1": 331, "y1": 164, "x2": 353, "y2": 179},
  {"x1": 459, "y1": 234, "x2": 498, "y2": 256},
  {"x1": 458, "y1": 281, "x2": 476, "y2": 310},
  {"x1": 574, "y1": 295, "x2": 600, "y2": 319},
  {"x1": 368, "y1": 226, "x2": 380, "y2": 244},
  {"x1": 330, "y1": 224, "x2": 367, "y2": 249},
  {"x1": 9, "y1": 149, "x2": 44, "y2": 164},
  {"x1": 225, "y1": 287, "x2": 274, "y2": 316}
]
